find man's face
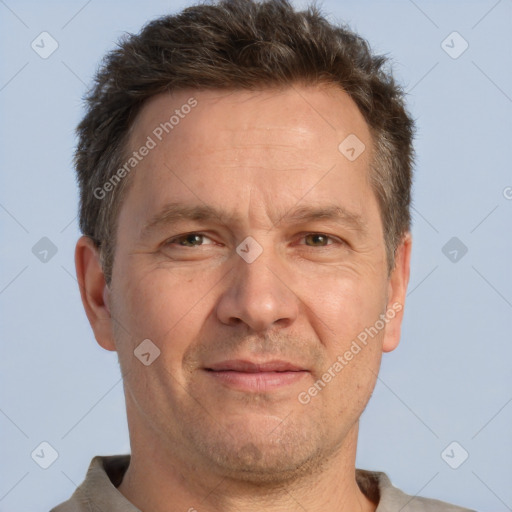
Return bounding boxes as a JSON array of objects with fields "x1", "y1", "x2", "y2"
[{"x1": 96, "y1": 85, "x2": 409, "y2": 481}]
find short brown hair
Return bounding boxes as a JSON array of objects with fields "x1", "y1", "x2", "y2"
[{"x1": 75, "y1": 0, "x2": 414, "y2": 284}]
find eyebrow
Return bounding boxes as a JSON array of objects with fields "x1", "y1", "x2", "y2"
[
  {"x1": 140, "y1": 201, "x2": 367, "y2": 240},
  {"x1": 140, "y1": 203, "x2": 230, "y2": 240},
  {"x1": 275, "y1": 204, "x2": 367, "y2": 231}
]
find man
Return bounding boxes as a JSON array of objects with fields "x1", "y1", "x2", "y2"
[{"x1": 51, "y1": 0, "x2": 475, "y2": 510}]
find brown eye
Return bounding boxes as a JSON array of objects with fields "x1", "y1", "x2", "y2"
[
  {"x1": 304, "y1": 234, "x2": 331, "y2": 246},
  {"x1": 168, "y1": 233, "x2": 213, "y2": 247},
  {"x1": 180, "y1": 234, "x2": 204, "y2": 246}
]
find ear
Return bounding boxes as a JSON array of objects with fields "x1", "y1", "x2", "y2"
[
  {"x1": 75, "y1": 236, "x2": 116, "y2": 351},
  {"x1": 382, "y1": 232, "x2": 412, "y2": 353}
]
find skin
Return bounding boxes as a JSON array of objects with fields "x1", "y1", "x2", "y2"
[{"x1": 76, "y1": 84, "x2": 411, "y2": 512}]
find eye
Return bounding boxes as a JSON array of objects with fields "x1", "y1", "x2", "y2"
[
  {"x1": 166, "y1": 233, "x2": 214, "y2": 247},
  {"x1": 302, "y1": 233, "x2": 338, "y2": 247}
]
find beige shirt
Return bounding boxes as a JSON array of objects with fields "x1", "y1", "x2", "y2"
[{"x1": 51, "y1": 455, "x2": 475, "y2": 512}]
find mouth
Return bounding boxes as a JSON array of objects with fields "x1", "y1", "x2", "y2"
[{"x1": 204, "y1": 359, "x2": 308, "y2": 392}]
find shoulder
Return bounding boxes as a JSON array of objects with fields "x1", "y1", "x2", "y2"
[
  {"x1": 49, "y1": 455, "x2": 133, "y2": 512},
  {"x1": 356, "y1": 469, "x2": 477, "y2": 512}
]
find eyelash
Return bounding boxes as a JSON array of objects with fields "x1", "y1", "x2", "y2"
[
  {"x1": 164, "y1": 232, "x2": 344, "y2": 247},
  {"x1": 165, "y1": 233, "x2": 216, "y2": 247}
]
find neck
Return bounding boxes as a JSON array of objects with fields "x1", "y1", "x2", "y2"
[{"x1": 117, "y1": 411, "x2": 377, "y2": 512}]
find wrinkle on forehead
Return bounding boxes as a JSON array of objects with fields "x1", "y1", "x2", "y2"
[
  {"x1": 129, "y1": 83, "x2": 371, "y2": 154},
  {"x1": 118, "y1": 83, "x2": 378, "y2": 247}
]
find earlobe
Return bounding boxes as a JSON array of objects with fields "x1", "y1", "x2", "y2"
[
  {"x1": 382, "y1": 233, "x2": 412, "y2": 353},
  {"x1": 75, "y1": 236, "x2": 116, "y2": 352}
]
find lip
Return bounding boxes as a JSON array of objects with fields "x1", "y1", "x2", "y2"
[
  {"x1": 204, "y1": 359, "x2": 308, "y2": 392},
  {"x1": 207, "y1": 359, "x2": 306, "y2": 372}
]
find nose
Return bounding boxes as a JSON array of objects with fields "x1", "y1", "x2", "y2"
[{"x1": 215, "y1": 245, "x2": 299, "y2": 333}]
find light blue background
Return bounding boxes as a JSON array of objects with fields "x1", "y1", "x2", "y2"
[{"x1": 1, "y1": 1, "x2": 511, "y2": 511}]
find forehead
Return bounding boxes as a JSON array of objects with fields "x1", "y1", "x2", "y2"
[
  {"x1": 118, "y1": 84, "x2": 378, "y2": 237},
  {"x1": 130, "y1": 84, "x2": 370, "y2": 150}
]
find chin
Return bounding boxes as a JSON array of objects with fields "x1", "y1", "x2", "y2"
[
  {"x1": 209, "y1": 442, "x2": 325, "y2": 485},
  {"x1": 183, "y1": 415, "x2": 332, "y2": 485}
]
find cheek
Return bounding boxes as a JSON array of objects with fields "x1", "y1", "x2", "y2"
[
  {"x1": 295, "y1": 267, "x2": 388, "y2": 350},
  {"x1": 306, "y1": 273, "x2": 387, "y2": 409},
  {"x1": 303, "y1": 278, "x2": 385, "y2": 416},
  {"x1": 114, "y1": 265, "x2": 219, "y2": 359}
]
